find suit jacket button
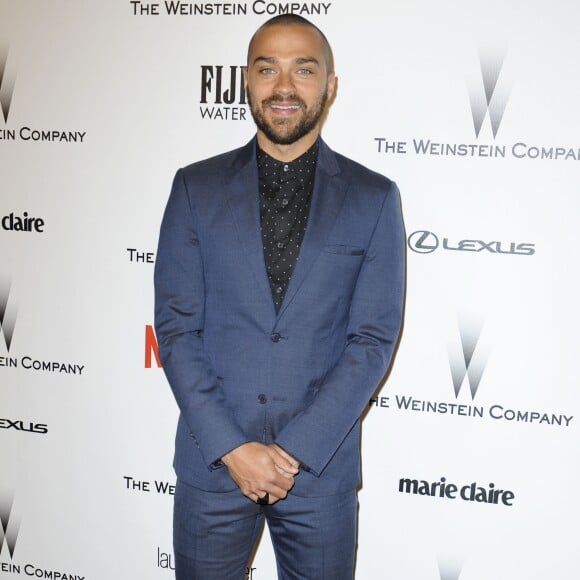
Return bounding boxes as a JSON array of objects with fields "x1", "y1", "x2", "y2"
[
  {"x1": 271, "y1": 332, "x2": 281, "y2": 343},
  {"x1": 258, "y1": 394, "x2": 267, "y2": 404}
]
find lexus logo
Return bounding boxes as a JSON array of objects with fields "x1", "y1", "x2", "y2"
[
  {"x1": 0, "y1": 44, "x2": 15, "y2": 123},
  {"x1": 407, "y1": 230, "x2": 534, "y2": 257},
  {"x1": 408, "y1": 230, "x2": 439, "y2": 254},
  {"x1": 0, "y1": 494, "x2": 20, "y2": 559}
]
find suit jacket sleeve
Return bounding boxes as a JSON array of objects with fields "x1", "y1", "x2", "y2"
[
  {"x1": 275, "y1": 180, "x2": 405, "y2": 477},
  {"x1": 154, "y1": 169, "x2": 248, "y2": 469}
]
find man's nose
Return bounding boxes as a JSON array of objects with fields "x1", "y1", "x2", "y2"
[{"x1": 274, "y1": 71, "x2": 295, "y2": 95}]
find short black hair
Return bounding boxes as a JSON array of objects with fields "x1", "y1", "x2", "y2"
[{"x1": 248, "y1": 14, "x2": 334, "y2": 73}]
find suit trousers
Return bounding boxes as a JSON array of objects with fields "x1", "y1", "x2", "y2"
[{"x1": 173, "y1": 478, "x2": 357, "y2": 580}]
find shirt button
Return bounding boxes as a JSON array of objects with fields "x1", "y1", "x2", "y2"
[
  {"x1": 258, "y1": 394, "x2": 267, "y2": 404},
  {"x1": 277, "y1": 242, "x2": 285, "y2": 249},
  {"x1": 283, "y1": 164, "x2": 289, "y2": 172},
  {"x1": 281, "y1": 198, "x2": 289, "y2": 206},
  {"x1": 271, "y1": 333, "x2": 281, "y2": 342},
  {"x1": 275, "y1": 286, "x2": 283, "y2": 294}
]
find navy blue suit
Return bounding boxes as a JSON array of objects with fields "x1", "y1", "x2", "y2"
[{"x1": 154, "y1": 137, "x2": 405, "y2": 577}]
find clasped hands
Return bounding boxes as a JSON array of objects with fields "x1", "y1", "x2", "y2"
[{"x1": 221, "y1": 442, "x2": 300, "y2": 505}]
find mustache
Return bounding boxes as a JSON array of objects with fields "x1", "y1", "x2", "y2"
[{"x1": 262, "y1": 94, "x2": 306, "y2": 108}]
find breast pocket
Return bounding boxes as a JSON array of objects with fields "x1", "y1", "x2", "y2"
[
  {"x1": 309, "y1": 244, "x2": 365, "y2": 300},
  {"x1": 323, "y1": 244, "x2": 365, "y2": 256}
]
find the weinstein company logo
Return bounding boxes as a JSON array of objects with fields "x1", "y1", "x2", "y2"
[
  {"x1": 0, "y1": 279, "x2": 17, "y2": 353},
  {"x1": 448, "y1": 320, "x2": 488, "y2": 400},
  {"x1": 0, "y1": 494, "x2": 20, "y2": 559},
  {"x1": 0, "y1": 493, "x2": 86, "y2": 578},
  {"x1": 370, "y1": 316, "x2": 573, "y2": 428},
  {"x1": 130, "y1": 1, "x2": 331, "y2": 17},
  {"x1": 0, "y1": 44, "x2": 15, "y2": 124},
  {"x1": 469, "y1": 50, "x2": 509, "y2": 139},
  {"x1": 0, "y1": 43, "x2": 87, "y2": 144},
  {"x1": 375, "y1": 45, "x2": 580, "y2": 161},
  {"x1": 0, "y1": 280, "x2": 86, "y2": 375}
]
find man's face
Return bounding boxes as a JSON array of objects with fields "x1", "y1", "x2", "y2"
[{"x1": 245, "y1": 24, "x2": 335, "y2": 147}]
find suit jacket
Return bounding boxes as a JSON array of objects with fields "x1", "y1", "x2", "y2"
[{"x1": 154, "y1": 137, "x2": 405, "y2": 497}]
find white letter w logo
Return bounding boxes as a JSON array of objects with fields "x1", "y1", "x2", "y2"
[
  {"x1": 0, "y1": 279, "x2": 17, "y2": 352},
  {"x1": 0, "y1": 495, "x2": 20, "y2": 559},
  {"x1": 0, "y1": 44, "x2": 16, "y2": 123},
  {"x1": 448, "y1": 319, "x2": 489, "y2": 400},
  {"x1": 468, "y1": 49, "x2": 510, "y2": 139}
]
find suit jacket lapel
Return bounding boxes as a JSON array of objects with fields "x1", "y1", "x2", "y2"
[
  {"x1": 224, "y1": 139, "x2": 277, "y2": 319},
  {"x1": 277, "y1": 139, "x2": 349, "y2": 320}
]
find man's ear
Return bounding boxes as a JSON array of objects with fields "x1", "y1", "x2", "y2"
[{"x1": 327, "y1": 72, "x2": 337, "y2": 100}]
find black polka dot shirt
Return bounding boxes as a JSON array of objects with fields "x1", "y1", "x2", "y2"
[{"x1": 257, "y1": 140, "x2": 318, "y2": 313}]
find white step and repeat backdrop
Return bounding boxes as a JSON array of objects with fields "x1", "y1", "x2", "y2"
[{"x1": 1, "y1": 1, "x2": 579, "y2": 578}]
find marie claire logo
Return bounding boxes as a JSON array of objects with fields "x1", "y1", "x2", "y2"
[
  {"x1": 0, "y1": 43, "x2": 87, "y2": 144},
  {"x1": 374, "y1": 46, "x2": 580, "y2": 161},
  {"x1": 399, "y1": 475, "x2": 515, "y2": 507},
  {"x1": 130, "y1": 1, "x2": 331, "y2": 17},
  {"x1": 199, "y1": 65, "x2": 248, "y2": 121},
  {"x1": 407, "y1": 230, "x2": 535, "y2": 257},
  {"x1": 1, "y1": 212, "x2": 45, "y2": 233},
  {"x1": 370, "y1": 317, "x2": 573, "y2": 428}
]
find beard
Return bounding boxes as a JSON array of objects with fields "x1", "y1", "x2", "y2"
[{"x1": 247, "y1": 89, "x2": 328, "y2": 146}]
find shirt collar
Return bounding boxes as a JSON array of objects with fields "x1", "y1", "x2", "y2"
[{"x1": 256, "y1": 138, "x2": 320, "y2": 180}]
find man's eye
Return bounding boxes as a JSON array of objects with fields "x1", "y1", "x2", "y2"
[
  {"x1": 259, "y1": 68, "x2": 275, "y2": 75},
  {"x1": 297, "y1": 69, "x2": 313, "y2": 75}
]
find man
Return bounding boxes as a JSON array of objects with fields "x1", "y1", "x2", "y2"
[{"x1": 155, "y1": 14, "x2": 405, "y2": 579}]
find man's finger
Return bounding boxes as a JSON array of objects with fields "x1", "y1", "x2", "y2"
[
  {"x1": 256, "y1": 492, "x2": 269, "y2": 505},
  {"x1": 274, "y1": 463, "x2": 296, "y2": 478},
  {"x1": 268, "y1": 445, "x2": 300, "y2": 473},
  {"x1": 273, "y1": 445, "x2": 300, "y2": 468}
]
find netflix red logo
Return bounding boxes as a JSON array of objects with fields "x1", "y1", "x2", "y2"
[{"x1": 145, "y1": 325, "x2": 161, "y2": 368}]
